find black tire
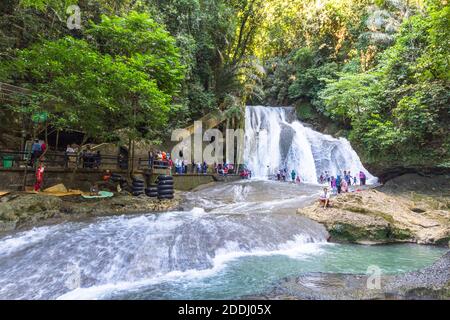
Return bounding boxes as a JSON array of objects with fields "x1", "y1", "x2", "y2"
[
  {"x1": 158, "y1": 195, "x2": 174, "y2": 200},
  {"x1": 132, "y1": 187, "x2": 144, "y2": 192},
  {"x1": 132, "y1": 179, "x2": 144, "y2": 184},
  {"x1": 145, "y1": 187, "x2": 158, "y2": 193},
  {"x1": 132, "y1": 182, "x2": 145, "y2": 188},
  {"x1": 132, "y1": 191, "x2": 144, "y2": 196},
  {"x1": 157, "y1": 185, "x2": 173, "y2": 192},
  {"x1": 146, "y1": 192, "x2": 158, "y2": 198},
  {"x1": 158, "y1": 175, "x2": 173, "y2": 181},
  {"x1": 158, "y1": 190, "x2": 174, "y2": 196},
  {"x1": 158, "y1": 180, "x2": 174, "y2": 186},
  {"x1": 111, "y1": 173, "x2": 121, "y2": 178}
]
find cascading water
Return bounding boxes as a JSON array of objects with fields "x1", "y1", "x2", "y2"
[
  {"x1": 0, "y1": 107, "x2": 443, "y2": 300},
  {"x1": 0, "y1": 181, "x2": 330, "y2": 300},
  {"x1": 244, "y1": 106, "x2": 376, "y2": 183}
]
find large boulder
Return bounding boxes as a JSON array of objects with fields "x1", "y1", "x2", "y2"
[
  {"x1": 249, "y1": 252, "x2": 450, "y2": 300},
  {"x1": 0, "y1": 194, "x2": 63, "y2": 231},
  {"x1": 297, "y1": 189, "x2": 450, "y2": 245}
]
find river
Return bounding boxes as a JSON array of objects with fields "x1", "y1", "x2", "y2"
[
  {"x1": 0, "y1": 105, "x2": 446, "y2": 299},
  {"x1": 0, "y1": 180, "x2": 446, "y2": 299}
]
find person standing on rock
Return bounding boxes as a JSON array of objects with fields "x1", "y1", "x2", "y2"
[
  {"x1": 359, "y1": 171, "x2": 366, "y2": 186},
  {"x1": 331, "y1": 176, "x2": 337, "y2": 195},
  {"x1": 341, "y1": 178, "x2": 348, "y2": 193},
  {"x1": 336, "y1": 175, "x2": 342, "y2": 194}
]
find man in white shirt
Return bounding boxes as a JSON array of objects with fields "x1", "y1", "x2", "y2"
[{"x1": 319, "y1": 187, "x2": 331, "y2": 209}]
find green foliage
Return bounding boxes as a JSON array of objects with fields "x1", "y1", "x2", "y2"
[
  {"x1": 320, "y1": 2, "x2": 449, "y2": 166},
  {"x1": 1, "y1": 12, "x2": 184, "y2": 143},
  {"x1": 1, "y1": 0, "x2": 448, "y2": 170},
  {"x1": 320, "y1": 71, "x2": 384, "y2": 121}
]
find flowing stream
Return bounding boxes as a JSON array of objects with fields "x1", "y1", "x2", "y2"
[
  {"x1": 0, "y1": 180, "x2": 446, "y2": 300},
  {"x1": 0, "y1": 106, "x2": 446, "y2": 300}
]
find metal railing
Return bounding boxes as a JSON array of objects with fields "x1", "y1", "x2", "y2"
[
  {"x1": 1, "y1": 150, "x2": 241, "y2": 177},
  {"x1": 0, "y1": 150, "x2": 127, "y2": 170}
]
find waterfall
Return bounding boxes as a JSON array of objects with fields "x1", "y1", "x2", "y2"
[{"x1": 244, "y1": 106, "x2": 376, "y2": 183}]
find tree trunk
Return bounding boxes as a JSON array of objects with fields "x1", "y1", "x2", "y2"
[
  {"x1": 55, "y1": 129, "x2": 59, "y2": 151},
  {"x1": 127, "y1": 137, "x2": 132, "y2": 178}
]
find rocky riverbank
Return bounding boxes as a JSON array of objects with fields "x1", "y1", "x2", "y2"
[
  {"x1": 296, "y1": 174, "x2": 450, "y2": 246},
  {"x1": 248, "y1": 251, "x2": 450, "y2": 300},
  {"x1": 0, "y1": 192, "x2": 181, "y2": 233}
]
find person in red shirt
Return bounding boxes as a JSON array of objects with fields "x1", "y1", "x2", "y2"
[
  {"x1": 40, "y1": 141, "x2": 47, "y2": 154},
  {"x1": 34, "y1": 162, "x2": 45, "y2": 192}
]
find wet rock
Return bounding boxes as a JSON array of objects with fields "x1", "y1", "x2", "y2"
[
  {"x1": 0, "y1": 194, "x2": 63, "y2": 225},
  {"x1": 297, "y1": 189, "x2": 450, "y2": 245},
  {"x1": 0, "y1": 192, "x2": 181, "y2": 232},
  {"x1": 247, "y1": 252, "x2": 450, "y2": 300}
]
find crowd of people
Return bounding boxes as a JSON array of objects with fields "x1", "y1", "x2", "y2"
[
  {"x1": 275, "y1": 168, "x2": 301, "y2": 183},
  {"x1": 319, "y1": 170, "x2": 368, "y2": 209},
  {"x1": 65, "y1": 144, "x2": 102, "y2": 169},
  {"x1": 172, "y1": 159, "x2": 235, "y2": 176},
  {"x1": 319, "y1": 170, "x2": 367, "y2": 194}
]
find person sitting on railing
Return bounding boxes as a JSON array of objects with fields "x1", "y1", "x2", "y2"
[
  {"x1": 65, "y1": 144, "x2": 74, "y2": 166},
  {"x1": 66, "y1": 145, "x2": 75, "y2": 154},
  {"x1": 202, "y1": 161, "x2": 208, "y2": 174},
  {"x1": 64, "y1": 144, "x2": 75, "y2": 168}
]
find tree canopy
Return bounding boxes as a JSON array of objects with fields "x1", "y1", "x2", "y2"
[{"x1": 0, "y1": 0, "x2": 448, "y2": 168}]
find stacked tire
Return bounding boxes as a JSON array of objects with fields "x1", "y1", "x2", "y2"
[
  {"x1": 157, "y1": 175, "x2": 174, "y2": 200},
  {"x1": 110, "y1": 173, "x2": 122, "y2": 183},
  {"x1": 145, "y1": 184, "x2": 158, "y2": 198},
  {"x1": 132, "y1": 177, "x2": 145, "y2": 196}
]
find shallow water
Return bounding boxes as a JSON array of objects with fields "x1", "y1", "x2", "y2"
[{"x1": 0, "y1": 180, "x2": 446, "y2": 300}]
